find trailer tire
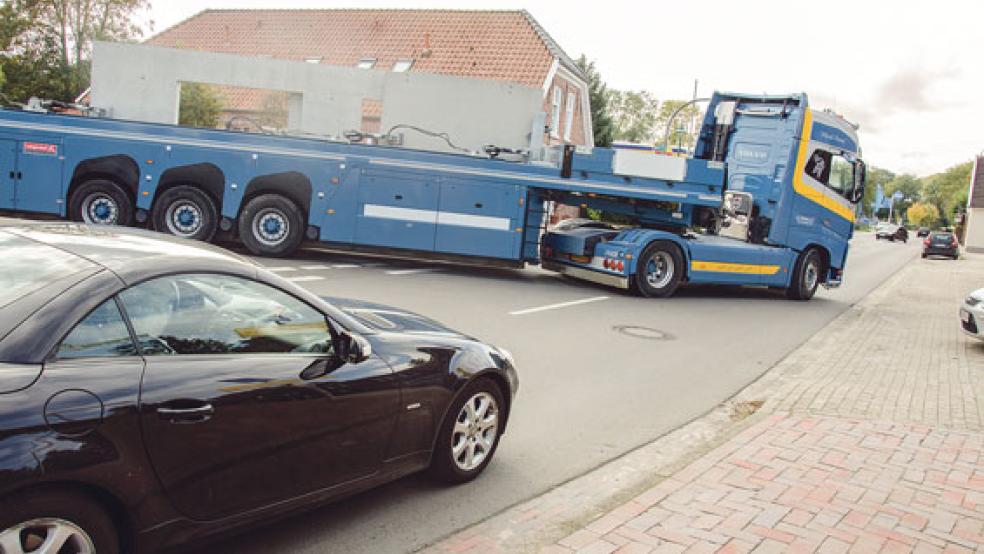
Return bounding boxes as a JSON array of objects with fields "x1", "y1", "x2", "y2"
[
  {"x1": 631, "y1": 241, "x2": 683, "y2": 298},
  {"x1": 152, "y1": 185, "x2": 218, "y2": 242},
  {"x1": 786, "y1": 248, "x2": 822, "y2": 301},
  {"x1": 238, "y1": 194, "x2": 305, "y2": 257},
  {"x1": 69, "y1": 179, "x2": 133, "y2": 227}
]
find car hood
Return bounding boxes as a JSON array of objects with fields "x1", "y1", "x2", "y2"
[{"x1": 323, "y1": 296, "x2": 471, "y2": 339}]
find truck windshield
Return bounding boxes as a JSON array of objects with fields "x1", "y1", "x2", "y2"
[{"x1": 0, "y1": 232, "x2": 95, "y2": 309}]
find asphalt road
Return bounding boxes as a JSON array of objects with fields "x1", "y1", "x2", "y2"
[{"x1": 189, "y1": 233, "x2": 920, "y2": 554}]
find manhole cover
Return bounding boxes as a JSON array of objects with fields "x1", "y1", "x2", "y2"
[{"x1": 612, "y1": 325, "x2": 674, "y2": 341}]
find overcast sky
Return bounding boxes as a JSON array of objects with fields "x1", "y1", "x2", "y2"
[{"x1": 142, "y1": 0, "x2": 981, "y2": 176}]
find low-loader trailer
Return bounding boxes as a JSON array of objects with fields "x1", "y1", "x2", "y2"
[{"x1": 0, "y1": 91, "x2": 865, "y2": 299}]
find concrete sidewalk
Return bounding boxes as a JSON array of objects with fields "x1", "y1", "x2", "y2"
[{"x1": 423, "y1": 253, "x2": 984, "y2": 554}]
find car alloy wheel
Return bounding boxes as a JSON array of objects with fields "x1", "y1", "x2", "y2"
[
  {"x1": 451, "y1": 391, "x2": 499, "y2": 472},
  {"x1": 0, "y1": 518, "x2": 96, "y2": 554}
]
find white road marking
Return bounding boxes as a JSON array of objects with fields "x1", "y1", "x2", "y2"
[
  {"x1": 287, "y1": 276, "x2": 325, "y2": 282},
  {"x1": 299, "y1": 265, "x2": 332, "y2": 270},
  {"x1": 332, "y1": 264, "x2": 361, "y2": 269},
  {"x1": 266, "y1": 266, "x2": 297, "y2": 272},
  {"x1": 508, "y1": 296, "x2": 610, "y2": 316},
  {"x1": 385, "y1": 268, "x2": 435, "y2": 275}
]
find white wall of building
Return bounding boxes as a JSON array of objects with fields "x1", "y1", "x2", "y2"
[{"x1": 90, "y1": 42, "x2": 544, "y2": 154}]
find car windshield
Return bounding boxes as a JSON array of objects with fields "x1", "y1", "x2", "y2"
[{"x1": 0, "y1": 231, "x2": 96, "y2": 310}]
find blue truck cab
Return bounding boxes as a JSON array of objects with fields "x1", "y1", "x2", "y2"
[
  {"x1": 541, "y1": 92, "x2": 865, "y2": 300},
  {"x1": 0, "y1": 91, "x2": 863, "y2": 300}
]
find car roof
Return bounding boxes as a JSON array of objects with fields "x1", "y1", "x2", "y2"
[{"x1": 1, "y1": 220, "x2": 259, "y2": 281}]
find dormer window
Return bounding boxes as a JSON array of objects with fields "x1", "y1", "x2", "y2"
[{"x1": 357, "y1": 58, "x2": 376, "y2": 69}]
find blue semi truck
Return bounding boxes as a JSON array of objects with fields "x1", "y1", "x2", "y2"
[{"x1": 0, "y1": 92, "x2": 864, "y2": 300}]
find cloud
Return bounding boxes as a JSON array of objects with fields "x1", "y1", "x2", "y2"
[{"x1": 813, "y1": 66, "x2": 959, "y2": 134}]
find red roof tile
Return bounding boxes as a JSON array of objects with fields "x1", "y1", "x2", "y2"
[{"x1": 148, "y1": 9, "x2": 582, "y2": 89}]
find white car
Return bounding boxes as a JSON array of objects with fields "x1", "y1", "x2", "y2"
[{"x1": 960, "y1": 288, "x2": 984, "y2": 340}]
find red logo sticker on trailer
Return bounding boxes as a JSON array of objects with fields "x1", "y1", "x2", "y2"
[{"x1": 23, "y1": 142, "x2": 58, "y2": 156}]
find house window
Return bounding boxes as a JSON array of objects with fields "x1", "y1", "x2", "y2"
[
  {"x1": 304, "y1": 57, "x2": 322, "y2": 64},
  {"x1": 357, "y1": 58, "x2": 376, "y2": 69},
  {"x1": 392, "y1": 59, "x2": 414, "y2": 72},
  {"x1": 550, "y1": 86, "x2": 563, "y2": 138},
  {"x1": 564, "y1": 91, "x2": 577, "y2": 141}
]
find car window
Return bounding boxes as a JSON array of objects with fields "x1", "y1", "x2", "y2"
[
  {"x1": 119, "y1": 274, "x2": 333, "y2": 356},
  {"x1": 57, "y1": 299, "x2": 136, "y2": 359},
  {"x1": 931, "y1": 233, "x2": 953, "y2": 241}
]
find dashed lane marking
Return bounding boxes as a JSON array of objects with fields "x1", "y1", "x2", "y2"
[
  {"x1": 265, "y1": 266, "x2": 297, "y2": 272},
  {"x1": 286, "y1": 276, "x2": 325, "y2": 282},
  {"x1": 299, "y1": 264, "x2": 333, "y2": 270},
  {"x1": 385, "y1": 268, "x2": 436, "y2": 275},
  {"x1": 508, "y1": 296, "x2": 610, "y2": 316}
]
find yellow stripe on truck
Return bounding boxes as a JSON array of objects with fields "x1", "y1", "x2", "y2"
[
  {"x1": 792, "y1": 109, "x2": 856, "y2": 222},
  {"x1": 691, "y1": 260, "x2": 781, "y2": 275}
]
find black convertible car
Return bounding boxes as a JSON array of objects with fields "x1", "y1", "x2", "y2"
[{"x1": 0, "y1": 222, "x2": 517, "y2": 553}]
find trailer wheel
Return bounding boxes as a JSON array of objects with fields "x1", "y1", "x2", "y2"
[
  {"x1": 152, "y1": 185, "x2": 218, "y2": 242},
  {"x1": 238, "y1": 194, "x2": 305, "y2": 257},
  {"x1": 786, "y1": 249, "x2": 822, "y2": 301},
  {"x1": 69, "y1": 179, "x2": 133, "y2": 227},
  {"x1": 631, "y1": 241, "x2": 683, "y2": 298}
]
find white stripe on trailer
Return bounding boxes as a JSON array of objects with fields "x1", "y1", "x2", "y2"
[
  {"x1": 286, "y1": 276, "x2": 325, "y2": 282},
  {"x1": 508, "y1": 296, "x2": 610, "y2": 316},
  {"x1": 363, "y1": 204, "x2": 511, "y2": 231}
]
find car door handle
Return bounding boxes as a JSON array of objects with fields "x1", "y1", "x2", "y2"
[{"x1": 157, "y1": 403, "x2": 214, "y2": 423}]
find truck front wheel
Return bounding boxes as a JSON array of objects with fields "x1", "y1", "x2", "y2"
[
  {"x1": 238, "y1": 194, "x2": 305, "y2": 257},
  {"x1": 69, "y1": 179, "x2": 133, "y2": 227},
  {"x1": 786, "y1": 249, "x2": 822, "y2": 301},
  {"x1": 631, "y1": 241, "x2": 683, "y2": 298},
  {"x1": 152, "y1": 185, "x2": 218, "y2": 242}
]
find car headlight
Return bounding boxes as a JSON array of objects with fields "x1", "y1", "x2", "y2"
[
  {"x1": 967, "y1": 296, "x2": 982, "y2": 307},
  {"x1": 496, "y1": 346, "x2": 516, "y2": 367}
]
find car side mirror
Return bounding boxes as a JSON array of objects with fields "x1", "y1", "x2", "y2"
[{"x1": 343, "y1": 332, "x2": 372, "y2": 364}]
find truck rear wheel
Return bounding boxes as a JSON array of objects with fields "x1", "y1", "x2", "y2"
[
  {"x1": 152, "y1": 185, "x2": 218, "y2": 242},
  {"x1": 786, "y1": 249, "x2": 822, "y2": 301},
  {"x1": 238, "y1": 194, "x2": 305, "y2": 257},
  {"x1": 631, "y1": 241, "x2": 683, "y2": 298},
  {"x1": 69, "y1": 179, "x2": 133, "y2": 227}
]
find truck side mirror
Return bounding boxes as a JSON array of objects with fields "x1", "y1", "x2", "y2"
[{"x1": 850, "y1": 159, "x2": 867, "y2": 204}]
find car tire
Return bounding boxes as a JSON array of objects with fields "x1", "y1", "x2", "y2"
[
  {"x1": 428, "y1": 377, "x2": 505, "y2": 484},
  {"x1": 786, "y1": 248, "x2": 822, "y2": 301},
  {"x1": 631, "y1": 241, "x2": 684, "y2": 298},
  {"x1": 238, "y1": 194, "x2": 305, "y2": 257},
  {"x1": 69, "y1": 179, "x2": 134, "y2": 227},
  {"x1": 0, "y1": 489, "x2": 119, "y2": 554},
  {"x1": 921, "y1": 253, "x2": 927, "y2": 259},
  {"x1": 152, "y1": 185, "x2": 218, "y2": 242}
]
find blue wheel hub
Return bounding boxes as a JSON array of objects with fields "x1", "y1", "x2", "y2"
[
  {"x1": 264, "y1": 218, "x2": 282, "y2": 234},
  {"x1": 177, "y1": 208, "x2": 196, "y2": 226},
  {"x1": 93, "y1": 201, "x2": 111, "y2": 221}
]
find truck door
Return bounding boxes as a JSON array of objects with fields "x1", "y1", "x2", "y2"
[
  {"x1": 354, "y1": 169, "x2": 439, "y2": 252},
  {"x1": 15, "y1": 140, "x2": 64, "y2": 215},
  {"x1": 0, "y1": 140, "x2": 16, "y2": 209}
]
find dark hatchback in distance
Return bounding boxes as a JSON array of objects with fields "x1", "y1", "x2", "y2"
[
  {"x1": 922, "y1": 231, "x2": 960, "y2": 259},
  {"x1": 0, "y1": 222, "x2": 517, "y2": 554}
]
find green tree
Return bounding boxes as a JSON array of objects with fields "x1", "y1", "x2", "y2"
[
  {"x1": 655, "y1": 99, "x2": 700, "y2": 151},
  {"x1": 608, "y1": 89, "x2": 659, "y2": 143},
  {"x1": 886, "y1": 173, "x2": 921, "y2": 221},
  {"x1": 921, "y1": 161, "x2": 972, "y2": 224},
  {"x1": 0, "y1": 0, "x2": 149, "y2": 102},
  {"x1": 178, "y1": 83, "x2": 221, "y2": 128},
  {"x1": 574, "y1": 55, "x2": 613, "y2": 147},
  {"x1": 906, "y1": 202, "x2": 940, "y2": 227}
]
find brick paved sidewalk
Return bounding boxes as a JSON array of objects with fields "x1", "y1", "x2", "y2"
[{"x1": 424, "y1": 253, "x2": 984, "y2": 554}]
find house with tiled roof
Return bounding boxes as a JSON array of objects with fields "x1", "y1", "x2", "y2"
[{"x1": 147, "y1": 8, "x2": 593, "y2": 146}]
